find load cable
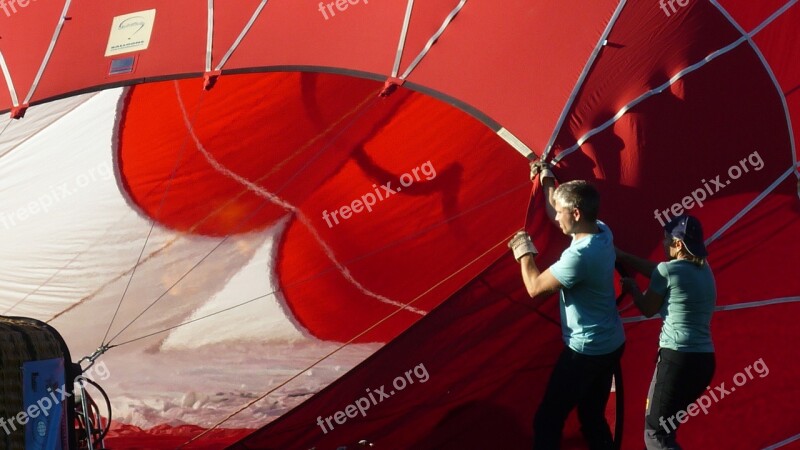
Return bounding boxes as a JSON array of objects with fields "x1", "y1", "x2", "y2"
[
  {"x1": 100, "y1": 87, "x2": 209, "y2": 347},
  {"x1": 100, "y1": 81, "x2": 384, "y2": 347},
  {"x1": 178, "y1": 230, "x2": 515, "y2": 448},
  {"x1": 28, "y1": 79, "x2": 536, "y2": 447}
]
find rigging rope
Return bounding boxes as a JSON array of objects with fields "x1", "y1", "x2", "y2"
[
  {"x1": 101, "y1": 87, "x2": 206, "y2": 345},
  {"x1": 58, "y1": 81, "x2": 382, "y2": 344},
  {"x1": 110, "y1": 176, "x2": 534, "y2": 348},
  {"x1": 179, "y1": 231, "x2": 513, "y2": 447},
  {"x1": 19, "y1": 78, "x2": 541, "y2": 446}
]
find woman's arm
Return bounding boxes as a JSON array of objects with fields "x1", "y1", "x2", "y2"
[
  {"x1": 616, "y1": 248, "x2": 658, "y2": 278},
  {"x1": 621, "y1": 278, "x2": 664, "y2": 317}
]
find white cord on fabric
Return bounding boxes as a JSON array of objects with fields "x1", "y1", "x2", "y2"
[
  {"x1": 497, "y1": 127, "x2": 535, "y2": 158},
  {"x1": 22, "y1": 0, "x2": 73, "y2": 106},
  {"x1": 621, "y1": 296, "x2": 800, "y2": 324},
  {"x1": 552, "y1": 36, "x2": 747, "y2": 165},
  {"x1": 0, "y1": 50, "x2": 20, "y2": 108},
  {"x1": 205, "y1": 0, "x2": 214, "y2": 73},
  {"x1": 179, "y1": 232, "x2": 511, "y2": 447},
  {"x1": 214, "y1": 0, "x2": 269, "y2": 72},
  {"x1": 715, "y1": 296, "x2": 800, "y2": 312},
  {"x1": 173, "y1": 81, "x2": 427, "y2": 316},
  {"x1": 762, "y1": 431, "x2": 800, "y2": 450},
  {"x1": 709, "y1": 0, "x2": 798, "y2": 179},
  {"x1": 548, "y1": 2, "x2": 799, "y2": 253},
  {"x1": 392, "y1": 0, "x2": 415, "y2": 78},
  {"x1": 398, "y1": 0, "x2": 468, "y2": 81},
  {"x1": 705, "y1": 166, "x2": 795, "y2": 245},
  {"x1": 552, "y1": 0, "x2": 797, "y2": 166},
  {"x1": 542, "y1": 0, "x2": 628, "y2": 161}
]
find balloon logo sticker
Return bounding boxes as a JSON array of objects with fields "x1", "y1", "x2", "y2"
[{"x1": 105, "y1": 9, "x2": 156, "y2": 57}]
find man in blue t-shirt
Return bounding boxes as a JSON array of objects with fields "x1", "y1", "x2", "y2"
[{"x1": 508, "y1": 168, "x2": 625, "y2": 450}]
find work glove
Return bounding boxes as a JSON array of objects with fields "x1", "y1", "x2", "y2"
[
  {"x1": 529, "y1": 159, "x2": 555, "y2": 182},
  {"x1": 508, "y1": 230, "x2": 538, "y2": 261}
]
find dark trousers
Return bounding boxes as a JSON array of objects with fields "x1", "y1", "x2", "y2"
[
  {"x1": 644, "y1": 348, "x2": 715, "y2": 450},
  {"x1": 533, "y1": 343, "x2": 624, "y2": 450}
]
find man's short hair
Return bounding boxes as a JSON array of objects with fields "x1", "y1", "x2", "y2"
[{"x1": 553, "y1": 180, "x2": 600, "y2": 222}]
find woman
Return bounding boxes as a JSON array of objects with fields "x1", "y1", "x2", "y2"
[{"x1": 615, "y1": 214, "x2": 715, "y2": 450}]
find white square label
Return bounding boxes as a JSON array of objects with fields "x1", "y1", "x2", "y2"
[{"x1": 105, "y1": 9, "x2": 156, "y2": 57}]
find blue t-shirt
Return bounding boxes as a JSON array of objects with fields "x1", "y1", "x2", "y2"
[
  {"x1": 549, "y1": 221, "x2": 625, "y2": 355},
  {"x1": 649, "y1": 260, "x2": 715, "y2": 352}
]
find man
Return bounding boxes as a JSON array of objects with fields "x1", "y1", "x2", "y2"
[{"x1": 508, "y1": 165, "x2": 625, "y2": 450}]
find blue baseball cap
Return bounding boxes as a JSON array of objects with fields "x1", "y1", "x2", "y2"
[{"x1": 664, "y1": 214, "x2": 708, "y2": 258}]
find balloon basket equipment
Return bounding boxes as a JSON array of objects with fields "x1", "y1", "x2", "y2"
[{"x1": 0, "y1": 315, "x2": 111, "y2": 450}]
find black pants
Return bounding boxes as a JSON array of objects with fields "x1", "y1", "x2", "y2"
[
  {"x1": 533, "y1": 343, "x2": 624, "y2": 450},
  {"x1": 644, "y1": 348, "x2": 715, "y2": 450}
]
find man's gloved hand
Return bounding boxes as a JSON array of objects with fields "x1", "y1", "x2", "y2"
[
  {"x1": 530, "y1": 159, "x2": 555, "y2": 182},
  {"x1": 508, "y1": 230, "x2": 538, "y2": 261}
]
